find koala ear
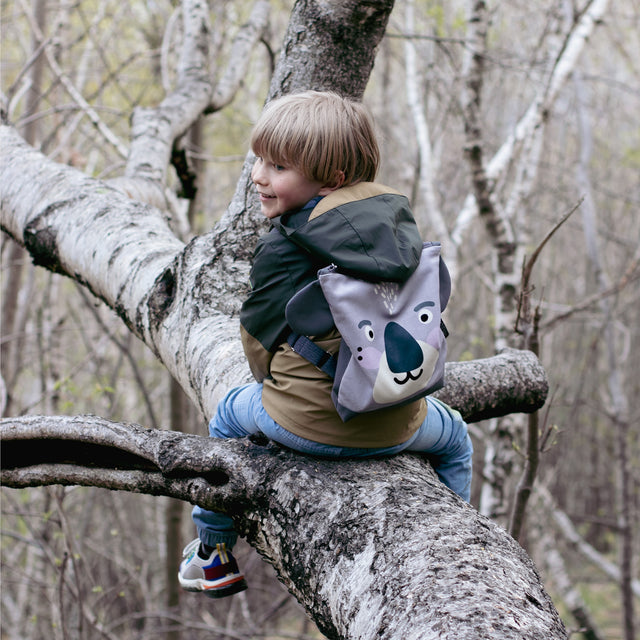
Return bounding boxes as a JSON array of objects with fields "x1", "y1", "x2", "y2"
[
  {"x1": 286, "y1": 279, "x2": 335, "y2": 336},
  {"x1": 439, "y1": 256, "x2": 451, "y2": 312}
]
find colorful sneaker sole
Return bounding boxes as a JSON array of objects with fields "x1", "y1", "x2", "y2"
[
  {"x1": 203, "y1": 576, "x2": 248, "y2": 599},
  {"x1": 178, "y1": 573, "x2": 248, "y2": 596}
]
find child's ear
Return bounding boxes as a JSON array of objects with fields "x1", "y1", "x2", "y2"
[{"x1": 318, "y1": 170, "x2": 345, "y2": 195}]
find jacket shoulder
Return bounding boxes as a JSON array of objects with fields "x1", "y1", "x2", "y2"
[{"x1": 308, "y1": 182, "x2": 404, "y2": 220}]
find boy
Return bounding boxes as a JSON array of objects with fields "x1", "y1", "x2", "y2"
[{"x1": 178, "y1": 91, "x2": 473, "y2": 598}]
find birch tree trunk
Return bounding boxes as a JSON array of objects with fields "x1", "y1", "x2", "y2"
[
  {"x1": 1, "y1": 0, "x2": 47, "y2": 415},
  {"x1": 0, "y1": 0, "x2": 568, "y2": 636},
  {"x1": 574, "y1": 66, "x2": 635, "y2": 640},
  {"x1": 458, "y1": 0, "x2": 612, "y2": 520}
]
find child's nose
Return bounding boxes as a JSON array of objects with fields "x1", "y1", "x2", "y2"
[{"x1": 252, "y1": 161, "x2": 266, "y2": 184}]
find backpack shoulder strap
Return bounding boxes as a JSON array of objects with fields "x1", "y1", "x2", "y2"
[{"x1": 287, "y1": 333, "x2": 338, "y2": 378}]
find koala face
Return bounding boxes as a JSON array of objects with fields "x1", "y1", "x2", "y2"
[
  {"x1": 318, "y1": 242, "x2": 449, "y2": 416},
  {"x1": 349, "y1": 300, "x2": 443, "y2": 404}
]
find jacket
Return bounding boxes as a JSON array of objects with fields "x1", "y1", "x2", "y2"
[{"x1": 239, "y1": 182, "x2": 428, "y2": 447}]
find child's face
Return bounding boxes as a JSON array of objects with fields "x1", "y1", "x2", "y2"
[{"x1": 251, "y1": 157, "x2": 333, "y2": 219}]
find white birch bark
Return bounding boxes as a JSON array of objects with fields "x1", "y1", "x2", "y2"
[
  {"x1": 458, "y1": 0, "x2": 611, "y2": 520},
  {"x1": 1, "y1": 123, "x2": 254, "y2": 417},
  {"x1": 454, "y1": 0, "x2": 612, "y2": 253},
  {"x1": 111, "y1": 0, "x2": 269, "y2": 214},
  {"x1": 403, "y1": 0, "x2": 453, "y2": 272}
]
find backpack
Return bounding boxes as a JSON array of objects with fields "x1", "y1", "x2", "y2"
[{"x1": 285, "y1": 242, "x2": 451, "y2": 422}]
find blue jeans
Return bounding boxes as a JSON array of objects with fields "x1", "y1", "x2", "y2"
[{"x1": 192, "y1": 383, "x2": 473, "y2": 548}]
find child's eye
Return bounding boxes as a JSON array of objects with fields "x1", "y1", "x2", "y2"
[{"x1": 274, "y1": 164, "x2": 286, "y2": 171}]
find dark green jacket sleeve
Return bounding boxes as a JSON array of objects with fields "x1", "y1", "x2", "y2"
[{"x1": 240, "y1": 228, "x2": 320, "y2": 354}]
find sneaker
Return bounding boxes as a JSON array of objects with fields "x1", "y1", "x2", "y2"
[{"x1": 178, "y1": 539, "x2": 248, "y2": 598}]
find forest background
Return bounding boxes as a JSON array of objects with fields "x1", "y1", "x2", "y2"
[{"x1": 1, "y1": 0, "x2": 638, "y2": 639}]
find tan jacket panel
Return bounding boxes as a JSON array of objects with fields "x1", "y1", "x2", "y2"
[
  {"x1": 240, "y1": 326, "x2": 272, "y2": 382},
  {"x1": 261, "y1": 335, "x2": 427, "y2": 448}
]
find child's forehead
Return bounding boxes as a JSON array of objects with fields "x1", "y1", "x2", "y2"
[
  {"x1": 263, "y1": 151, "x2": 285, "y2": 162},
  {"x1": 255, "y1": 147, "x2": 292, "y2": 166}
]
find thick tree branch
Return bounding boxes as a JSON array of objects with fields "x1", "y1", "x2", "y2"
[
  {"x1": 1, "y1": 412, "x2": 566, "y2": 639},
  {"x1": 439, "y1": 348, "x2": 547, "y2": 422}
]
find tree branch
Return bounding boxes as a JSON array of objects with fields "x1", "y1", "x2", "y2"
[{"x1": 1, "y1": 412, "x2": 566, "y2": 639}]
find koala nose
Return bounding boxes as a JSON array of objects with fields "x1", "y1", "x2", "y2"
[{"x1": 384, "y1": 322, "x2": 423, "y2": 373}]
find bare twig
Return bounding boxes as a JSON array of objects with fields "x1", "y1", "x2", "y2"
[
  {"x1": 509, "y1": 202, "x2": 579, "y2": 540},
  {"x1": 16, "y1": 0, "x2": 129, "y2": 158}
]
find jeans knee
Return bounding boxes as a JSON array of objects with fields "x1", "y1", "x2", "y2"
[
  {"x1": 208, "y1": 383, "x2": 263, "y2": 439},
  {"x1": 452, "y1": 424, "x2": 473, "y2": 461}
]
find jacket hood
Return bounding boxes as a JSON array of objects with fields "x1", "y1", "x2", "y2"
[{"x1": 272, "y1": 183, "x2": 423, "y2": 282}]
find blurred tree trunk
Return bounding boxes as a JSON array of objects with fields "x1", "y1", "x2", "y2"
[
  {"x1": 1, "y1": 0, "x2": 47, "y2": 416},
  {"x1": 166, "y1": 380, "x2": 191, "y2": 640},
  {"x1": 537, "y1": 486, "x2": 640, "y2": 598},
  {"x1": 529, "y1": 497, "x2": 605, "y2": 640},
  {"x1": 458, "y1": 0, "x2": 611, "y2": 521},
  {"x1": 573, "y1": 66, "x2": 635, "y2": 640}
]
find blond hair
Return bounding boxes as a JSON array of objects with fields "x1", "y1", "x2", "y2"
[{"x1": 250, "y1": 91, "x2": 379, "y2": 187}]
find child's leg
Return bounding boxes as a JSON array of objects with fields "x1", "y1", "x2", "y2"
[
  {"x1": 180, "y1": 383, "x2": 268, "y2": 597},
  {"x1": 404, "y1": 397, "x2": 473, "y2": 502},
  {"x1": 191, "y1": 383, "x2": 264, "y2": 548},
  {"x1": 191, "y1": 381, "x2": 408, "y2": 544}
]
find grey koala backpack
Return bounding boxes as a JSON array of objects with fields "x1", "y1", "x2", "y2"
[{"x1": 286, "y1": 242, "x2": 451, "y2": 422}]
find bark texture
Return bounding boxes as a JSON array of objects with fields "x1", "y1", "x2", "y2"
[
  {"x1": 268, "y1": 0, "x2": 395, "y2": 100},
  {"x1": 0, "y1": 125, "x2": 548, "y2": 424},
  {"x1": 0, "y1": 123, "x2": 250, "y2": 417},
  {"x1": 1, "y1": 414, "x2": 567, "y2": 640},
  {"x1": 0, "y1": 2, "x2": 566, "y2": 634}
]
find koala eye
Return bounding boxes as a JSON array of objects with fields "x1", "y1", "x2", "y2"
[
  {"x1": 359, "y1": 321, "x2": 375, "y2": 342},
  {"x1": 415, "y1": 302, "x2": 435, "y2": 325}
]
